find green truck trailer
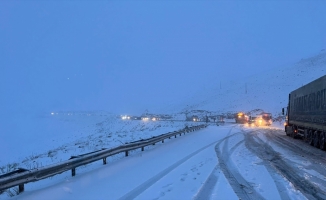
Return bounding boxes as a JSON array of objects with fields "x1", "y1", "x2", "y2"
[{"x1": 283, "y1": 75, "x2": 326, "y2": 150}]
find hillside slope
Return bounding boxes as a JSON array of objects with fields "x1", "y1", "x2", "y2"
[{"x1": 171, "y1": 51, "x2": 326, "y2": 116}]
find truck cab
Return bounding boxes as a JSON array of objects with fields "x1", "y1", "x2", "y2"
[{"x1": 255, "y1": 113, "x2": 273, "y2": 126}]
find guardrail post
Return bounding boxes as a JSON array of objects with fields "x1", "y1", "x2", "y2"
[
  {"x1": 175, "y1": 135, "x2": 177, "y2": 138},
  {"x1": 125, "y1": 151, "x2": 129, "y2": 157},
  {"x1": 179, "y1": 133, "x2": 181, "y2": 136},
  {"x1": 103, "y1": 157, "x2": 107, "y2": 165},
  {"x1": 19, "y1": 184, "x2": 24, "y2": 193},
  {"x1": 72, "y1": 168, "x2": 76, "y2": 176},
  {"x1": 162, "y1": 139, "x2": 164, "y2": 143},
  {"x1": 141, "y1": 147, "x2": 144, "y2": 151}
]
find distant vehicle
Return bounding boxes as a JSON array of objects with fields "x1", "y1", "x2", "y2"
[
  {"x1": 121, "y1": 115, "x2": 131, "y2": 120},
  {"x1": 192, "y1": 115, "x2": 200, "y2": 122},
  {"x1": 283, "y1": 75, "x2": 326, "y2": 150},
  {"x1": 186, "y1": 115, "x2": 200, "y2": 122},
  {"x1": 254, "y1": 113, "x2": 273, "y2": 126},
  {"x1": 245, "y1": 116, "x2": 256, "y2": 127},
  {"x1": 235, "y1": 112, "x2": 249, "y2": 124}
]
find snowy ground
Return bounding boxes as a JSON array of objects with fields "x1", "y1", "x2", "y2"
[
  {"x1": 2, "y1": 119, "x2": 326, "y2": 200},
  {"x1": 0, "y1": 112, "x2": 202, "y2": 199},
  {"x1": 0, "y1": 112, "x2": 200, "y2": 180}
]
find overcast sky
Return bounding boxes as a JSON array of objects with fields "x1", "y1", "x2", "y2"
[{"x1": 1, "y1": 1, "x2": 325, "y2": 115}]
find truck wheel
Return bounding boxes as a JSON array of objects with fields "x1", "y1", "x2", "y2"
[
  {"x1": 303, "y1": 129, "x2": 309, "y2": 142},
  {"x1": 291, "y1": 126, "x2": 296, "y2": 138},
  {"x1": 320, "y1": 132, "x2": 326, "y2": 151},
  {"x1": 308, "y1": 130, "x2": 313, "y2": 145},
  {"x1": 313, "y1": 131, "x2": 319, "y2": 148}
]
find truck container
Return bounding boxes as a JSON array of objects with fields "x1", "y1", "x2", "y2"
[{"x1": 283, "y1": 75, "x2": 326, "y2": 150}]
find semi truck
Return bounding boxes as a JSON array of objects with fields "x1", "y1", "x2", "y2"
[
  {"x1": 235, "y1": 112, "x2": 249, "y2": 124},
  {"x1": 255, "y1": 113, "x2": 273, "y2": 126},
  {"x1": 283, "y1": 75, "x2": 326, "y2": 150}
]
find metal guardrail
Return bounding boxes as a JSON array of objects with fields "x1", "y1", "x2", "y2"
[{"x1": 0, "y1": 124, "x2": 207, "y2": 194}]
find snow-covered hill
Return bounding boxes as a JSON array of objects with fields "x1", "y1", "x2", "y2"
[{"x1": 169, "y1": 51, "x2": 326, "y2": 116}]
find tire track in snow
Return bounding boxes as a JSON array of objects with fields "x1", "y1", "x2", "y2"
[
  {"x1": 193, "y1": 126, "x2": 239, "y2": 200},
  {"x1": 264, "y1": 129, "x2": 326, "y2": 165},
  {"x1": 241, "y1": 129, "x2": 292, "y2": 200},
  {"x1": 214, "y1": 128, "x2": 265, "y2": 200},
  {"x1": 118, "y1": 140, "x2": 219, "y2": 200},
  {"x1": 193, "y1": 165, "x2": 221, "y2": 200},
  {"x1": 263, "y1": 129, "x2": 326, "y2": 188},
  {"x1": 262, "y1": 129, "x2": 326, "y2": 194},
  {"x1": 243, "y1": 129, "x2": 326, "y2": 200},
  {"x1": 194, "y1": 138, "x2": 245, "y2": 200}
]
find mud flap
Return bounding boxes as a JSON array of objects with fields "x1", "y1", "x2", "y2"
[{"x1": 285, "y1": 126, "x2": 293, "y2": 136}]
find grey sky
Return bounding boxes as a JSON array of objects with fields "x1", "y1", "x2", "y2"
[{"x1": 1, "y1": 1, "x2": 325, "y2": 115}]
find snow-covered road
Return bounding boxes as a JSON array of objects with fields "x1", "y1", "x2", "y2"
[
  {"x1": 9, "y1": 124, "x2": 326, "y2": 200},
  {"x1": 12, "y1": 125, "x2": 230, "y2": 199}
]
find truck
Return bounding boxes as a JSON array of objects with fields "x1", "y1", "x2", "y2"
[
  {"x1": 283, "y1": 75, "x2": 326, "y2": 150},
  {"x1": 235, "y1": 112, "x2": 249, "y2": 124},
  {"x1": 255, "y1": 112, "x2": 273, "y2": 126}
]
